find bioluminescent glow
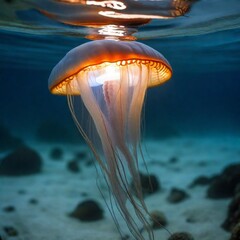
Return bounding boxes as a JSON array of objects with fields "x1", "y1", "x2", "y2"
[{"x1": 49, "y1": 39, "x2": 172, "y2": 239}]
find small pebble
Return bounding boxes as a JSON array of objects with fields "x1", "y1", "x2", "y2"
[
  {"x1": 3, "y1": 206, "x2": 15, "y2": 212},
  {"x1": 186, "y1": 216, "x2": 197, "y2": 223},
  {"x1": 18, "y1": 189, "x2": 26, "y2": 195},
  {"x1": 169, "y1": 157, "x2": 179, "y2": 164},
  {"x1": 168, "y1": 232, "x2": 194, "y2": 240},
  {"x1": 29, "y1": 198, "x2": 38, "y2": 205},
  {"x1": 3, "y1": 226, "x2": 18, "y2": 237},
  {"x1": 150, "y1": 210, "x2": 168, "y2": 229},
  {"x1": 69, "y1": 199, "x2": 104, "y2": 222},
  {"x1": 81, "y1": 192, "x2": 88, "y2": 197},
  {"x1": 132, "y1": 173, "x2": 160, "y2": 197},
  {"x1": 75, "y1": 151, "x2": 87, "y2": 160},
  {"x1": 167, "y1": 188, "x2": 189, "y2": 203},
  {"x1": 49, "y1": 147, "x2": 63, "y2": 160},
  {"x1": 121, "y1": 234, "x2": 130, "y2": 240},
  {"x1": 85, "y1": 159, "x2": 94, "y2": 167},
  {"x1": 67, "y1": 160, "x2": 80, "y2": 173}
]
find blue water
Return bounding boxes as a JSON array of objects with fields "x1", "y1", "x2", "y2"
[
  {"x1": 0, "y1": 1, "x2": 240, "y2": 240},
  {"x1": 0, "y1": 28, "x2": 239, "y2": 138}
]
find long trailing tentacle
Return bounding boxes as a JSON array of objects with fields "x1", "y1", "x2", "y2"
[{"x1": 66, "y1": 64, "x2": 155, "y2": 240}]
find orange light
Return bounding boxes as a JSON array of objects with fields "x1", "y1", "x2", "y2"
[
  {"x1": 49, "y1": 39, "x2": 172, "y2": 240},
  {"x1": 49, "y1": 40, "x2": 172, "y2": 95},
  {"x1": 86, "y1": 0, "x2": 126, "y2": 10}
]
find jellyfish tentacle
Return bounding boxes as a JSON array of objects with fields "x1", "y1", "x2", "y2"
[
  {"x1": 72, "y1": 71, "x2": 144, "y2": 238},
  {"x1": 101, "y1": 64, "x2": 154, "y2": 240},
  {"x1": 104, "y1": 64, "x2": 146, "y2": 203},
  {"x1": 127, "y1": 63, "x2": 149, "y2": 199},
  {"x1": 67, "y1": 94, "x2": 108, "y2": 174},
  {"x1": 48, "y1": 40, "x2": 173, "y2": 240},
  {"x1": 101, "y1": 80, "x2": 147, "y2": 239},
  {"x1": 67, "y1": 79, "x2": 110, "y2": 174},
  {"x1": 102, "y1": 68, "x2": 141, "y2": 199},
  {"x1": 71, "y1": 67, "x2": 154, "y2": 240},
  {"x1": 67, "y1": 80, "x2": 130, "y2": 236}
]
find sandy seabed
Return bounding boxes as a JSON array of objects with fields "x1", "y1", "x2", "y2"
[{"x1": 1, "y1": 134, "x2": 239, "y2": 240}]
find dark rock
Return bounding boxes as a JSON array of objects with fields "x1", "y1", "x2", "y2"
[
  {"x1": 222, "y1": 193, "x2": 240, "y2": 231},
  {"x1": 29, "y1": 198, "x2": 38, "y2": 205},
  {"x1": 168, "y1": 157, "x2": 179, "y2": 164},
  {"x1": 186, "y1": 217, "x2": 197, "y2": 223},
  {"x1": 49, "y1": 147, "x2": 63, "y2": 160},
  {"x1": 75, "y1": 151, "x2": 87, "y2": 160},
  {"x1": 168, "y1": 232, "x2": 194, "y2": 240},
  {"x1": 230, "y1": 223, "x2": 240, "y2": 240},
  {"x1": 67, "y1": 160, "x2": 80, "y2": 173},
  {"x1": 3, "y1": 206, "x2": 15, "y2": 212},
  {"x1": 207, "y1": 177, "x2": 231, "y2": 198},
  {"x1": 235, "y1": 184, "x2": 240, "y2": 195},
  {"x1": 85, "y1": 159, "x2": 94, "y2": 167},
  {"x1": 207, "y1": 163, "x2": 240, "y2": 199},
  {"x1": 0, "y1": 125, "x2": 23, "y2": 151},
  {"x1": 81, "y1": 192, "x2": 88, "y2": 197},
  {"x1": 189, "y1": 175, "x2": 214, "y2": 188},
  {"x1": 3, "y1": 226, "x2": 18, "y2": 237},
  {"x1": 150, "y1": 210, "x2": 168, "y2": 229},
  {"x1": 141, "y1": 173, "x2": 160, "y2": 195},
  {"x1": 0, "y1": 145, "x2": 43, "y2": 176},
  {"x1": 69, "y1": 200, "x2": 104, "y2": 222},
  {"x1": 121, "y1": 235, "x2": 130, "y2": 240},
  {"x1": 18, "y1": 189, "x2": 26, "y2": 195},
  {"x1": 132, "y1": 173, "x2": 160, "y2": 197},
  {"x1": 167, "y1": 188, "x2": 189, "y2": 203}
]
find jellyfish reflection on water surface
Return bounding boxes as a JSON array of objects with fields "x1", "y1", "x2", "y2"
[{"x1": 48, "y1": 39, "x2": 172, "y2": 239}]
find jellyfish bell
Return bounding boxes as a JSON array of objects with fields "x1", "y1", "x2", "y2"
[
  {"x1": 49, "y1": 39, "x2": 172, "y2": 239},
  {"x1": 49, "y1": 40, "x2": 172, "y2": 94}
]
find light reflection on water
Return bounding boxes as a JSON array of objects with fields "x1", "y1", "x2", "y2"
[
  {"x1": 0, "y1": 4, "x2": 239, "y2": 240},
  {"x1": 0, "y1": 28, "x2": 239, "y2": 73},
  {"x1": 0, "y1": 0, "x2": 240, "y2": 38},
  {"x1": 0, "y1": 0, "x2": 239, "y2": 72}
]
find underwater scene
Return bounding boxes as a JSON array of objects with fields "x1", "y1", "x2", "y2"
[{"x1": 0, "y1": 0, "x2": 240, "y2": 240}]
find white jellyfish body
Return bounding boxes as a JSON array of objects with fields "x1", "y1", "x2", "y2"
[{"x1": 49, "y1": 40, "x2": 172, "y2": 240}]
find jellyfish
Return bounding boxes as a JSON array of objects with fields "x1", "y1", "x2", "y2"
[{"x1": 48, "y1": 40, "x2": 172, "y2": 239}]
